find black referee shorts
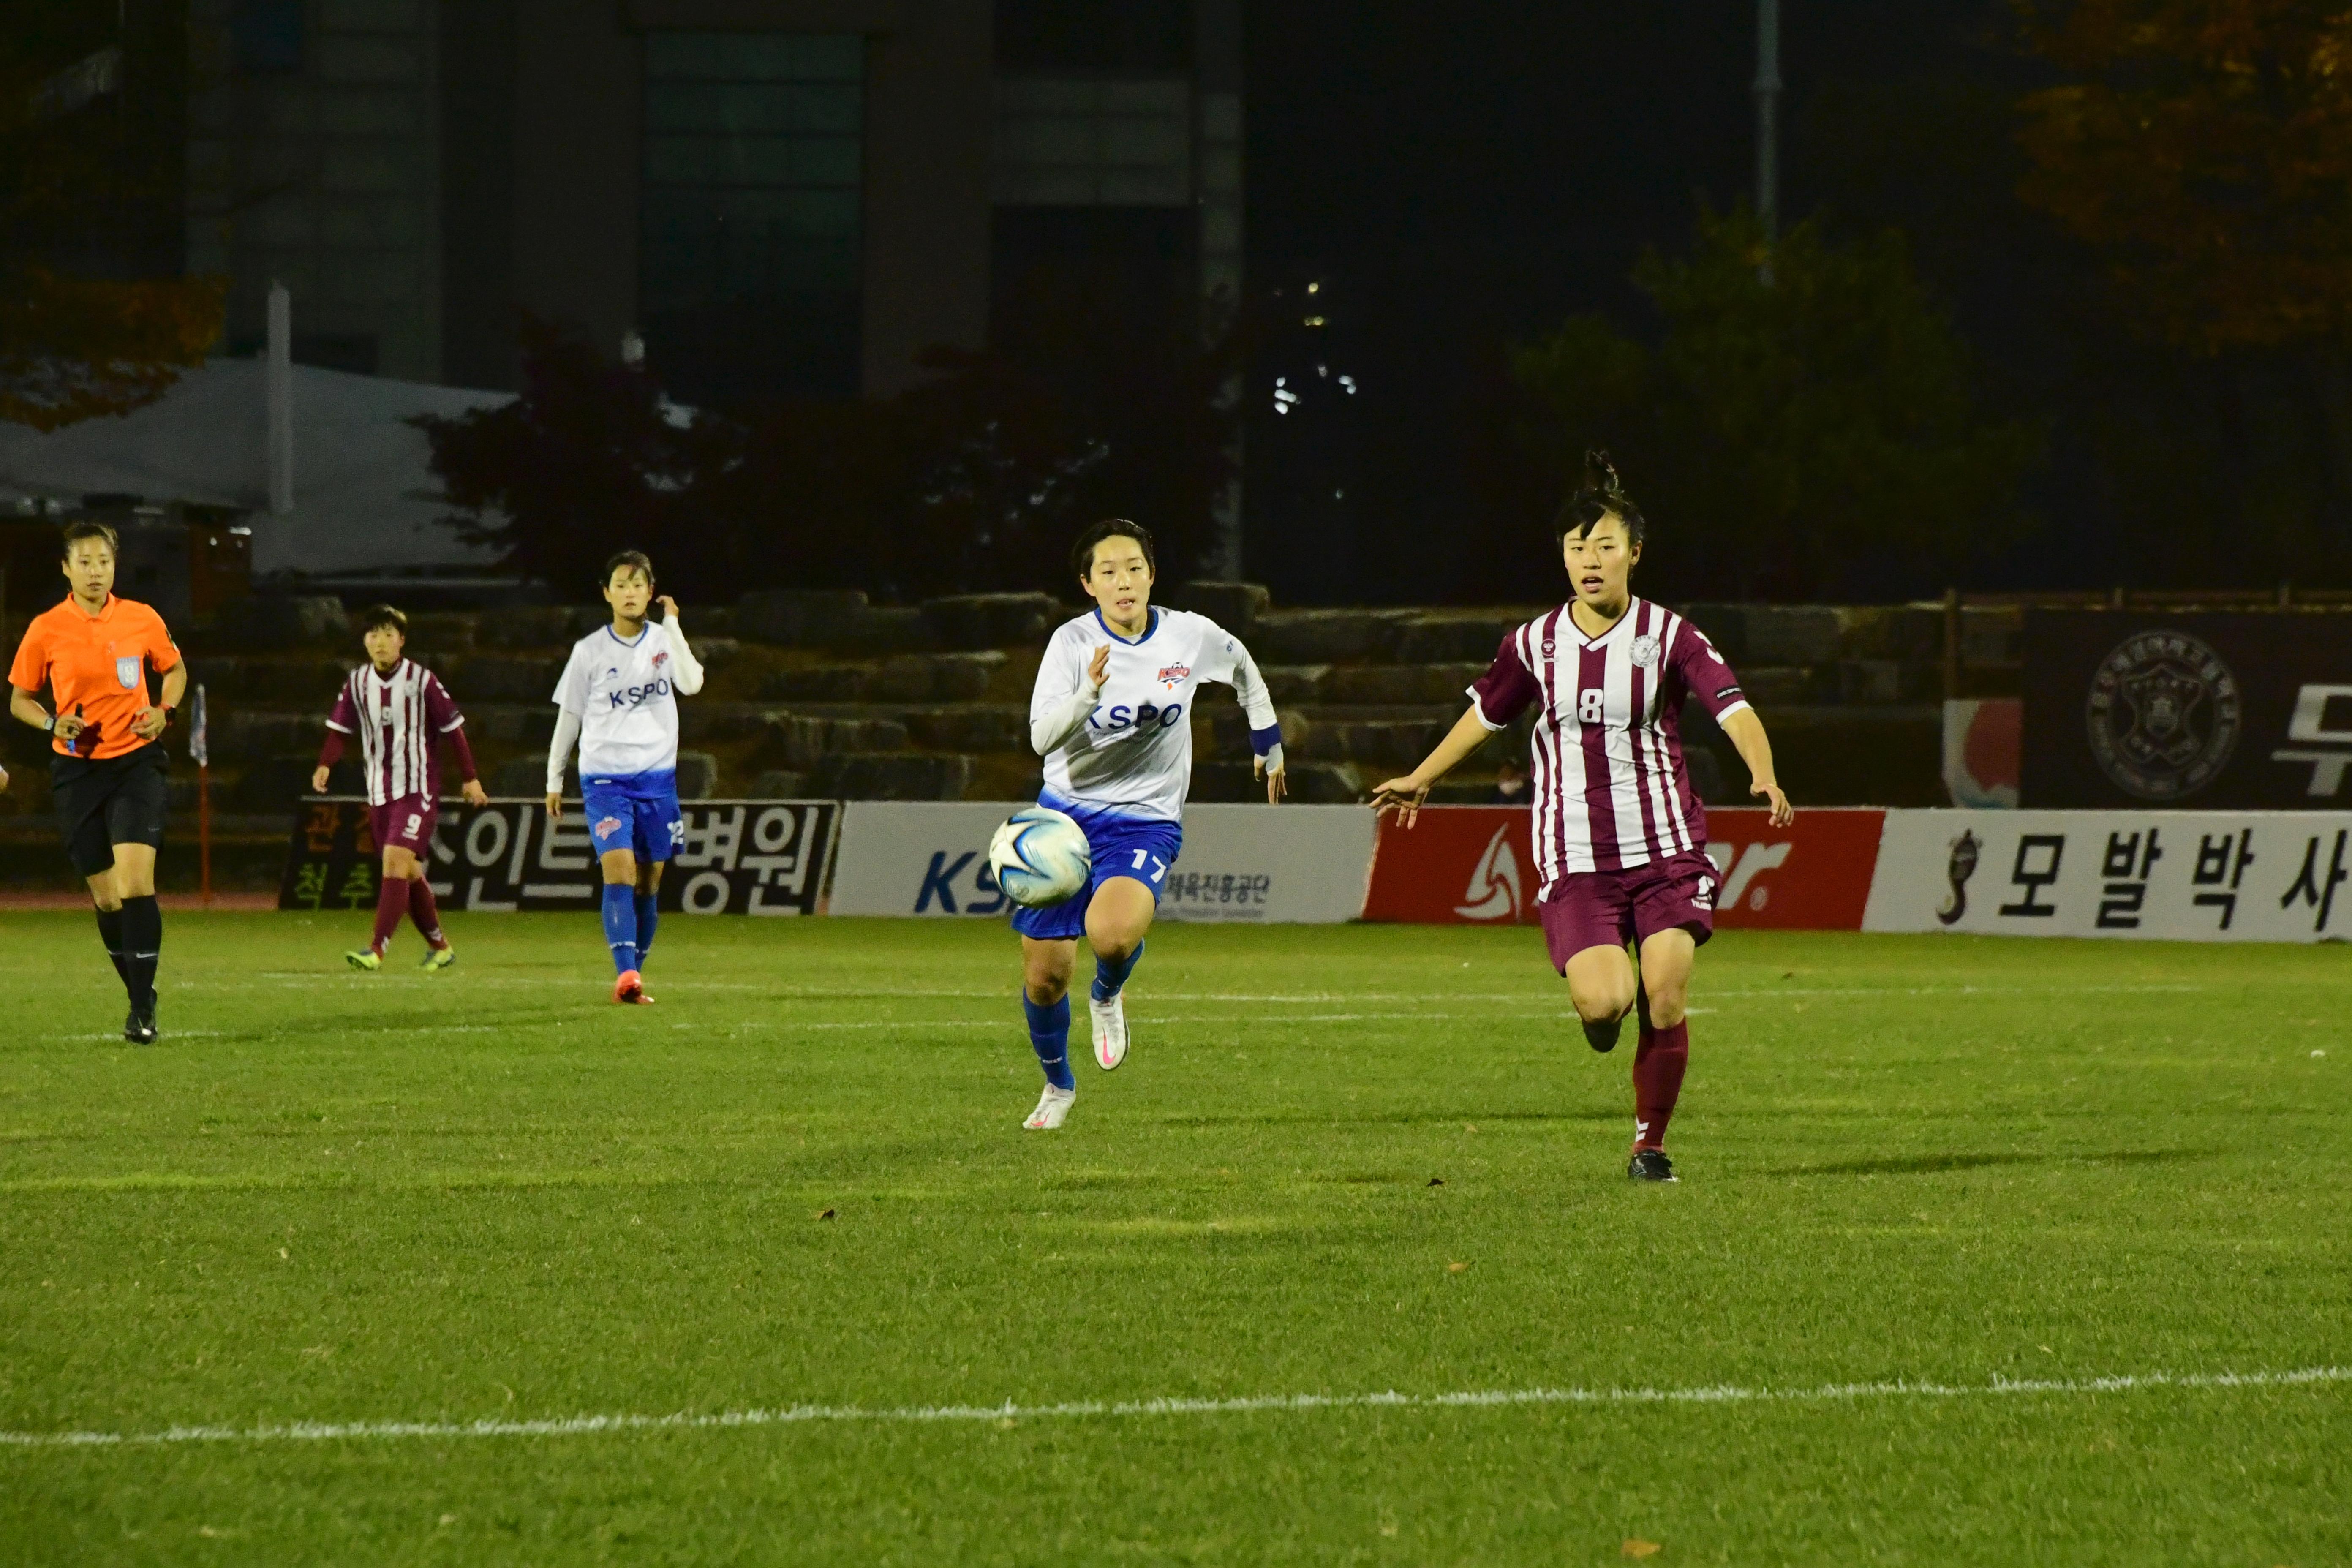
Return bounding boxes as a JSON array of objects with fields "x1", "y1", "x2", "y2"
[{"x1": 51, "y1": 743, "x2": 170, "y2": 880}]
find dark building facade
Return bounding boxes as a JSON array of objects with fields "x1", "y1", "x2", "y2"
[{"x1": 184, "y1": 0, "x2": 1242, "y2": 408}]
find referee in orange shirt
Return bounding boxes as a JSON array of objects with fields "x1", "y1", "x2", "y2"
[{"x1": 8, "y1": 522, "x2": 188, "y2": 1044}]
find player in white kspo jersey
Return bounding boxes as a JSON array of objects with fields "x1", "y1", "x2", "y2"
[
  {"x1": 545, "y1": 551, "x2": 706, "y2": 1004},
  {"x1": 1014, "y1": 519, "x2": 1287, "y2": 1130}
]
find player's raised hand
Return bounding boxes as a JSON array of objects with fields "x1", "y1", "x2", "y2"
[
  {"x1": 1752, "y1": 779, "x2": 1794, "y2": 828},
  {"x1": 545, "y1": 791, "x2": 563, "y2": 822},
  {"x1": 1085, "y1": 643, "x2": 1111, "y2": 692},
  {"x1": 657, "y1": 595, "x2": 681, "y2": 624},
  {"x1": 310, "y1": 765, "x2": 330, "y2": 795},
  {"x1": 462, "y1": 779, "x2": 490, "y2": 806},
  {"x1": 1370, "y1": 774, "x2": 1432, "y2": 828}
]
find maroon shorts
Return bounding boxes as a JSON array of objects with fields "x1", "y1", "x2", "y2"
[
  {"x1": 1539, "y1": 848, "x2": 1718, "y2": 971},
  {"x1": 368, "y1": 795, "x2": 437, "y2": 857}
]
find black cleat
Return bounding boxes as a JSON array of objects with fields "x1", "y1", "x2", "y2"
[
  {"x1": 1626, "y1": 1148, "x2": 1677, "y2": 1183},
  {"x1": 124, "y1": 1007, "x2": 158, "y2": 1046}
]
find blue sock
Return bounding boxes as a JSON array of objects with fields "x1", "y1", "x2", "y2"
[
  {"x1": 1023, "y1": 991, "x2": 1074, "y2": 1090},
  {"x1": 602, "y1": 883, "x2": 638, "y2": 975},
  {"x1": 634, "y1": 891, "x2": 658, "y2": 968},
  {"x1": 1091, "y1": 939, "x2": 1144, "y2": 1004}
]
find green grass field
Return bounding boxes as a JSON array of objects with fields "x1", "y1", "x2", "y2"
[{"x1": 1, "y1": 910, "x2": 2345, "y2": 1565}]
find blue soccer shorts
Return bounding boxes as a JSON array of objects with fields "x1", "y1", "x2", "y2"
[
  {"x1": 581, "y1": 768, "x2": 683, "y2": 863},
  {"x1": 1008, "y1": 798, "x2": 1183, "y2": 941}
]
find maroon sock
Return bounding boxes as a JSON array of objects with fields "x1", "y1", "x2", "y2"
[
  {"x1": 407, "y1": 877, "x2": 447, "y2": 948},
  {"x1": 370, "y1": 874, "x2": 407, "y2": 956},
  {"x1": 1632, "y1": 1020, "x2": 1689, "y2": 1151}
]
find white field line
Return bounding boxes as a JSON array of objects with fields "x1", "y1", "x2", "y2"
[
  {"x1": 3, "y1": 1365, "x2": 2340, "y2": 1452},
  {"x1": 196, "y1": 980, "x2": 2213, "y2": 1002}
]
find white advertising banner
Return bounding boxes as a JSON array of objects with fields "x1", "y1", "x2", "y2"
[
  {"x1": 1863, "y1": 809, "x2": 2352, "y2": 943},
  {"x1": 827, "y1": 802, "x2": 1375, "y2": 923}
]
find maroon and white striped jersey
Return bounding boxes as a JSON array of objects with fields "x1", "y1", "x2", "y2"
[
  {"x1": 1467, "y1": 597, "x2": 1752, "y2": 890},
  {"x1": 324, "y1": 659, "x2": 468, "y2": 806}
]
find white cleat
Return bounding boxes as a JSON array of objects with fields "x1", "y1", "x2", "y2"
[
  {"x1": 1089, "y1": 993, "x2": 1129, "y2": 1070},
  {"x1": 1024, "y1": 1083, "x2": 1076, "y2": 1130}
]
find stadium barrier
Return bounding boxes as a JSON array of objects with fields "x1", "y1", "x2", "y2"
[
  {"x1": 281, "y1": 798, "x2": 839, "y2": 915},
  {"x1": 280, "y1": 796, "x2": 2352, "y2": 941},
  {"x1": 826, "y1": 802, "x2": 1376, "y2": 923},
  {"x1": 1361, "y1": 806, "x2": 1886, "y2": 931},
  {"x1": 1862, "y1": 809, "x2": 2352, "y2": 942}
]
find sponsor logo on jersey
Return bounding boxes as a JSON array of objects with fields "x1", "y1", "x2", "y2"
[
  {"x1": 2085, "y1": 629, "x2": 2240, "y2": 800},
  {"x1": 1156, "y1": 662, "x2": 1191, "y2": 688},
  {"x1": 606, "y1": 677, "x2": 673, "y2": 710}
]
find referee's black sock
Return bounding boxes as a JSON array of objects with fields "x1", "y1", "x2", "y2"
[
  {"x1": 94, "y1": 906, "x2": 130, "y2": 989},
  {"x1": 119, "y1": 895, "x2": 162, "y2": 1013}
]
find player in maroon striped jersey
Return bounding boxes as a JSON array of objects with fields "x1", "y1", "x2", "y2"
[
  {"x1": 312, "y1": 606, "x2": 488, "y2": 970},
  {"x1": 1373, "y1": 452, "x2": 1792, "y2": 1182}
]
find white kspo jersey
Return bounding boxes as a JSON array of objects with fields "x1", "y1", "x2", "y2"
[
  {"x1": 1030, "y1": 607, "x2": 1279, "y2": 822},
  {"x1": 550, "y1": 620, "x2": 703, "y2": 780}
]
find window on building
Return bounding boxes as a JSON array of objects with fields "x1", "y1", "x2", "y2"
[
  {"x1": 640, "y1": 33, "x2": 863, "y2": 403},
  {"x1": 996, "y1": 0, "x2": 1191, "y2": 74}
]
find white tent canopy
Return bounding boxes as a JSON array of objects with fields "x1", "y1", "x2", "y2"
[{"x1": 0, "y1": 359, "x2": 514, "y2": 576}]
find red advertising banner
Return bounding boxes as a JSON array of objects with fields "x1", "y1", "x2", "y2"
[{"x1": 1361, "y1": 806, "x2": 1886, "y2": 931}]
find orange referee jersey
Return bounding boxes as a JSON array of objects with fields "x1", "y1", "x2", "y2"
[{"x1": 8, "y1": 595, "x2": 181, "y2": 760}]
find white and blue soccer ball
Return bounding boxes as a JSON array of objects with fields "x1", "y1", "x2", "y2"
[{"x1": 988, "y1": 806, "x2": 1091, "y2": 908}]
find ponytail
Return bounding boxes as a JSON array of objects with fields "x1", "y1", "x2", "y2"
[{"x1": 1552, "y1": 449, "x2": 1647, "y2": 545}]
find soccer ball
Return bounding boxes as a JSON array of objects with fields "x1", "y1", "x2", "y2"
[{"x1": 988, "y1": 807, "x2": 1091, "y2": 908}]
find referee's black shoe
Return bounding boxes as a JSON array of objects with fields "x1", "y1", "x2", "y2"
[
  {"x1": 1626, "y1": 1148, "x2": 1677, "y2": 1183},
  {"x1": 124, "y1": 1006, "x2": 158, "y2": 1046}
]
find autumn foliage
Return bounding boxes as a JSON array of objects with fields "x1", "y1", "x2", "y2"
[
  {"x1": 0, "y1": 268, "x2": 226, "y2": 431},
  {"x1": 2016, "y1": 0, "x2": 2352, "y2": 353}
]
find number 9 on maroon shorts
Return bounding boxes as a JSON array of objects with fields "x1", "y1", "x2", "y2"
[
  {"x1": 367, "y1": 794, "x2": 437, "y2": 858},
  {"x1": 1538, "y1": 847, "x2": 1719, "y2": 970}
]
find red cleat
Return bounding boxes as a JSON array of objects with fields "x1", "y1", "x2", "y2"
[{"x1": 612, "y1": 969, "x2": 655, "y2": 1005}]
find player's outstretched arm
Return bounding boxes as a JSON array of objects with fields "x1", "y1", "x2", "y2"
[
  {"x1": 1719, "y1": 707, "x2": 1793, "y2": 826},
  {"x1": 656, "y1": 597, "x2": 705, "y2": 694},
  {"x1": 1370, "y1": 706, "x2": 1497, "y2": 828}
]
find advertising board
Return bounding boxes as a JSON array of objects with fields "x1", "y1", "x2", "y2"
[
  {"x1": 1359, "y1": 806, "x2": 1885, "y2": 931},
  {"x1": 827, "y1": 802, "x2": 1374, "y2": 923},
  {"x1": 1862, "y1": 809, "x2": 2352, "y2": 942},
  {"x1": 2021, "y1": 610, "x2": 2352, "y2": 807},
  {"x1": 280, "y1": 798, "x2": 839, "y2": 915}
]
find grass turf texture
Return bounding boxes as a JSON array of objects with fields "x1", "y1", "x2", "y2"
[{"x1": 0, "y1": 912, "x2": 2345, "y2": 1566}]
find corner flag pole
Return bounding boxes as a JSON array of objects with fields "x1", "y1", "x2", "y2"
[{"x1": 191, "y1": 683, "x2": 211, "y2": 907}]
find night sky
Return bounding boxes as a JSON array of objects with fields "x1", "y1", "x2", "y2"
[{"x1": 1243, "y1": 0, "x2": 2032, "y2": 602}]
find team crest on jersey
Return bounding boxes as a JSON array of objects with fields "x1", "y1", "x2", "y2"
[
  {"x1": 651, "y1": 650, "x2": 668, "y2": 668},
  {"x1": 1156, "y1": 662, "x2": 1191, "y2": 688},
  {"x1": 115, "y1": 656, "x2": 141, "y2": 689},
  {"x1": 1629, "y1": 634, "x2": 1661, "y2": 669}
]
